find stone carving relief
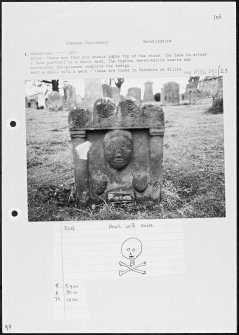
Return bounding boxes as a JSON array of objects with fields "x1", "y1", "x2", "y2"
[{"x1": 103, "y1": 130, "x2": 133, "y2": 170}]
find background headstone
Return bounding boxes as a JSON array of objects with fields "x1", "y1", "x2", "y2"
[
  {"x1": 84, "y1": 79, "x2": 103, "y2": 107},
  {"x1": 161, "y1": 82, "x2": 180, "y2": 105},
  {"x1": 30, "y1": 99, "x2": 37, "y2": 109},
  {"x1": 64, "y1": 84, "x2": 77, "y2": 109},
  {"x1": 102, "y1": 84, "x2": 113, "y2": 98},
  {"x1": 47, "y1": 91, "x2": 64, "y2": 111},
  {"x1": 37, "y1": 93, "x2": 46, "y2": 109},
  {"x1": 127, "y1": 87, "x2": 141, "y2": 101},
  {"x1": 143, "y1": 81, "x2": 154, "y2": 101},
  {"x1": 111, "y1": 86, "x2": 120, "y2": 105}
]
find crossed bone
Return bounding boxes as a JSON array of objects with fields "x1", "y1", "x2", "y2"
[{"x1": 119, "y1": 261, "x2": 146, "y2": 276}]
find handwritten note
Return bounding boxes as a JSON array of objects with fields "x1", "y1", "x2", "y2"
[{"x1": 53, "y1": 220, "x2": 185, "y2": 319}]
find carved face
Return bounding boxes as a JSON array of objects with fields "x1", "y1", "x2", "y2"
[
  {"x1": 103, "y1": 130, "x2": 133, "y2": 170},
  {"x1": 121, "y1": 238, "x2": 142, "y2": 260}
]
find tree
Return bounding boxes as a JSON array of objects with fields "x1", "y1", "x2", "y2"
[
  {"x1": 114, "y1": 78, "x2": 124, "y2": 90},
  {"x1": 108, "y1": 78, "x2": 125, "y2": 91},
  {"x1": 41, "y1": 80, "x2": 59, "y2": 92}
]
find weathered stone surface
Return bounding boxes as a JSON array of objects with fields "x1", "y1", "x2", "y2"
[
  {"x1": 127, "y1": 87, "x2": 141, "y2": 101},
  {"x1": 47, "y1": 92, "x2": 63, "y2": 111},
  {"x1": 84, "y1": 79, "x2": 103, "y2": 107},
  {"x1": 68, "y1": 97, "x2": 164, "y2": 131},
  {"x1": 68, "y1": 98, "x2": 165, "y2": 206},
  {"x1": 143, "y1": 81, "x2": 154, "y2": 101},
  {"x1": 161, "y1": 82, "x2": 179, "y2": 105},
  {"x1": 103, "y1": 130, "x2": 133, "y2": 170},
  {"x1": 64, "y1": 84, "x2": 77, "y2": 109}
]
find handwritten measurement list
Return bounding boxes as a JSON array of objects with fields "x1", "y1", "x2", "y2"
[
  {"x1": 53, "y1": 225, "x2": 89, "y2": 320},
  {"x1": 53, "y1": 220, "x2": 185, "y2": 319}
]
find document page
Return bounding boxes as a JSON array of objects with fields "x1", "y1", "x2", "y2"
[{"x1": 2, "y1": 2, "x2": 237, "y2": 333}]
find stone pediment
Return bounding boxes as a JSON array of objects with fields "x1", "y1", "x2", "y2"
[{"x1": 68, "y1": 97, "x2": 165, "y2": 135}]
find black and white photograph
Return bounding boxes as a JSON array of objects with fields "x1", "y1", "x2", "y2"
[{"x1": 26, "y1": 76, "x2": 225, "y2": 221}]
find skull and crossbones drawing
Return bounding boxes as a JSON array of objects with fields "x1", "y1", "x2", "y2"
[{"x1": 119, "y1": 237, "x2": 146, "y2": 276}]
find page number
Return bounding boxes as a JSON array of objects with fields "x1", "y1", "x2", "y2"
[
  {"x1": 214, "y1": 14, "x2": 222, "y2": 21},
  {"x1": 4, "y1": 324, "x2": 12, "y2": 331}
]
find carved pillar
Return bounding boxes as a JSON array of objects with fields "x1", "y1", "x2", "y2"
[
  {"x1": 149, "y1": 128, "x2": 164, "y2": 201},
  {"x1": 68, "y1": 110, "x2": 91, "y2": 206}
]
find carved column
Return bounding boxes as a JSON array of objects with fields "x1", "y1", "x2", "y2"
[
  {"x1": 68, "y1": 110, "x2": 91, "y2": 206},
  {"x1": 149, "y1": 128, "x2": 164, "y2": 201}
]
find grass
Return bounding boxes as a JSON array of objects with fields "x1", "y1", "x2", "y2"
[{"x1": 26, "y1": 99, "x2": 225, "y2": 221}]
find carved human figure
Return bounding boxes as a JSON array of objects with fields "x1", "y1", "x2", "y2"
[{"x1": 103, "y1": 130, "x2": 133, "y2": 170}]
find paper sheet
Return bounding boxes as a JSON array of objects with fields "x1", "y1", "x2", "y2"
[{"x1": 2, "y1": 2, "x2": 237, "y2": 333}]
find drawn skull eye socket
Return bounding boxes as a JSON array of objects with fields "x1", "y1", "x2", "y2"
[
  {"x1": 127, "y1": 248, "x2": 130, "y2": 251},
  {"x1": 132, "y1": 248, "x2": 135, "y2": 252}
]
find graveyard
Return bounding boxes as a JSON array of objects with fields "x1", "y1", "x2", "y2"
[{"x1": 26, "y1": 96, "x2": 225, "y2": 221}]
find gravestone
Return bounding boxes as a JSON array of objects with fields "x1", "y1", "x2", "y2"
[
  {"x1": 64, "y1": 84, "x2": 77, "y2": 109},
  {"x1": 127, "y1": 87, "x2": 141, "y2": 101},
  {"x1": 111, "y1": 87, "x2": 120, "y2": 105},
  {"x1": 68, "y1": 97, "x2": 165, "y2": 206},
  {"x1": 161, "y1": 82, "x2": 179, "y2": 105},
  {"x1": 84, "y1": 79, "x2": 103, "y2": 107},
  {"x1": 143, "y1": 81, "x2": 154, "y2": 101},
  {"x1": 102, "y1": 84, "x2": 113, "y2": 98},
  {"x1": 37, "y1": 93, "x2": 46, "y2": 109},
  {"x1": 47, "y1": 92, "x2": 64, "y2": 111},
  {"x1": 30, "y1": 99, "x2": 37, "y2": 109}
]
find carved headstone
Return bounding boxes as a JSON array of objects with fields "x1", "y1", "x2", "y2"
[
  {"x1": 143, "y1": 81, "x2": 154, "y2": 101},
  {"x1": 47, "y1": 92, "x2": 63, "y2": 111},
  {"x1": 161, "y1": 82, "x2": 180, "y2": 105},
  {"x1": 68, "y1": 97, "x2": 165, "y2": 206},
  {"x1": 64, "y1": 84, "x2": 77, "y2": 109},
  {"x1": 84, "y1": 79, "x2": 103, "y2": 107},
  {"x1": 127, "y1": 87, "x2": 141, "y2": 101}
]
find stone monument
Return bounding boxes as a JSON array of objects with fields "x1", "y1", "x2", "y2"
[
  {"x1": 84, "y1": 79, "x2": 103, "y2": 107},
  {"x1": 37, "y1": 93, "x2": 46, "y2": 109},
  {"x1": 64, "y1": 84, "x2": 77, "y2": 109},
  {"x1": 47, "y1": 92, "x2": 64, "y2": 111},
  {"x1": 111, "y1": 86, "x2": 121, "y2": 105},
  {"x1": 143, "y1": 81, "x2": 154, "y2": 101},
  {"x1": 68, "y1": 96, "x2": 165, "y2": 206},
  {"x1": 161, "y1": 82, "x2": 179, "y2": 105},
  {"x1": 127, "y1": 87, "x2": 141, "y2": 101}
]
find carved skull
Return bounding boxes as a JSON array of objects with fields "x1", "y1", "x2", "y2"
[{"x1": 103, "y1": 130, "x2": 133, "y2": 170}]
